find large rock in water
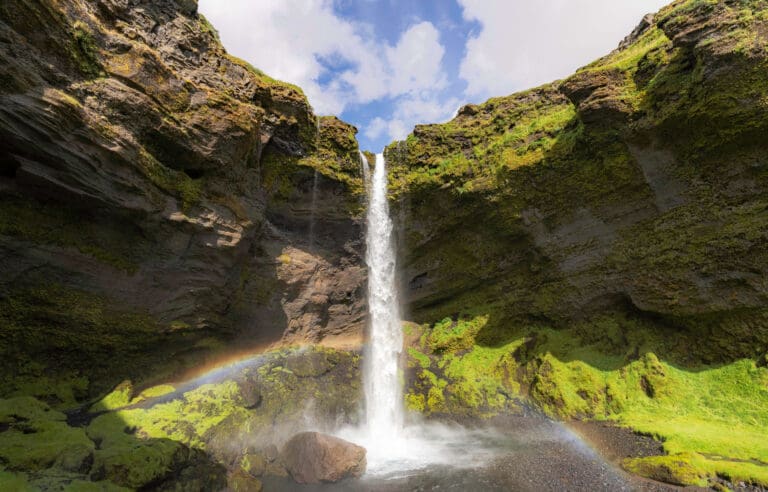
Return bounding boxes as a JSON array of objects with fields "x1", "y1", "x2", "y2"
[{"x1": 279, "y1": 432, "x2": 366, "y2": 484}]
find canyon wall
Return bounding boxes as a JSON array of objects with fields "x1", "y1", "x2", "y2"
[
  {"x1": 389, "y1": 0, "x2": 768, "y2": 364},
  {"x1": 0, "y1": 0, "x2": 366, "y2": 403}
]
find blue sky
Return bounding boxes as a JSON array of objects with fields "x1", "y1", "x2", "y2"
[{"x1": 199, "y1": 0, "x2": 670, "y2": 152}]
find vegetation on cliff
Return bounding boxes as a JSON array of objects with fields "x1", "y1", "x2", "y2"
[
  {"x1": 0, "y1": 346, "x2": 360, "y2": 490},
  {"x1": 0, "y1": 0, "x2": 364, "y2": 409},
  {"x1": 392, "y1": 0, "x2": 768, "y2": 487},
  {"x1": 1, "y1": 0, "x2": 767, "y2": 489},
  {"x1": 0, "y1": 0, "x2": 367, "y2": 486}
]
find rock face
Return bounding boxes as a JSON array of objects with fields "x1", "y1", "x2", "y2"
[
  {"x1": 388, "y1": 0, "x2": 768, "y2": 364},
  {"x1": 0, "y1": 0, "x2": 366, "y2": 401},
  {"x1": 387, "y1": 0, "x2": 768, "y2": 487},
  {"x1": 279, "y1": 431, "x2": 366, "y2": 484}
]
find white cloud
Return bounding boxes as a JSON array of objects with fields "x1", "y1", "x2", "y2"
[
  {"x1": 458, "y1": 0, "x2": 672, "y2": 99},
  {"x1": 364, "y1": 117, "x2": 388, "y2": 141},
  {"x1": 198, "y1": 0, "x2": 447, "y2": 115},
  {"x1": 364, "y1": 91, "x2": 460, "y2": 142},
  {"x1": 198, "y1": 0, "x2": 358, "y2": 113},
  {"x1": 200, "y1": 1, "x2": 675, "y2": 148},
  {"x1": 386, "y1": 22, "x2": 446, "y2": 95}
]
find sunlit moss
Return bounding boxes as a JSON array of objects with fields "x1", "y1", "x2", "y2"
[
  {"x1": 406, "y1": 348, "x2": 431, "y2": 369},
  {"x1": 70, "y1": 21, "x2": 103, "y2": 78},
  {"x1": 87, "y1": 411, "x2": 186, "y2": 489},
  {"x1": 426, "y1": 315, "x2": 488, "y2": 353},
  {"x1": 405, "y1": 306, "x2": 768, "y2": 484},
  {"x1": 131, "y1": 384, "x2": 175, "y2": 404},
  {"x1": 89, "y1": 381, "x2": 133, "y2": 413},
  {"x1": 97, "y1": 381, "x2": 247, "y2": 449},
  {"x1": 625, "y1": 452, "x2": 768, "y2": 488}
]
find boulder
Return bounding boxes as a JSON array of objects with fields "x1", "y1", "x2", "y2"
[{"x1": 279, "y1": 432, "x2": 366, "y2": 484}]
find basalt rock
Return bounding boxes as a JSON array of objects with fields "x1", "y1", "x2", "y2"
[
  {"x1": 387, "y1": 0, "x2": 768, "y2": 364},
  {"x1": 279, "y1": 431, "x2": 366, "y2": 484},
  {"x1": 0, "y1": 0, "x2": 365, "y2": 401},
  {"x1": 387, "y1": 1, "x2": 768, "y2": 486}
]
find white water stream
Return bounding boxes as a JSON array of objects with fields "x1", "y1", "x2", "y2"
[
  {"x1": 363, "y1": 153, "x2": 404, "y2": 437},
  {"x1": 335, "y1": 153, "x2": 501, "y2": 477}
]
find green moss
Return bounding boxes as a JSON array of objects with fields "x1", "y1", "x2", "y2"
[
  {"x1": 260, "y1": 126, "x2": 364, "y2": 216},
  {"x1": 625, "y1": 451, "x2": 768, "y2": 488},
  {"x1": 0, "y1": 396, "x2": 66, "y2": 423},
  {"x1": 89, "y1": 432, "x2": 185, "y2": 488},
  {"x1": 405, "y1": 392, "x2": 426, "y2": 412},
  {"x1": 404, "y1": 314, "x2": 523, "y2": 416},
  {"x1": 406, "y1": 369, "x2": 449, "y2": 414},
  {"x1": 624, "y1": 452, "x2": 709, "y2": 487},
  {"x1": 0, "y1": 471, "x2": 34, "y2": 492},
  {"x1": 85, "y1": 408, "x2": 212, "y2": 489},
  {"x1": 98, "y1": 381, "x2": 247, "y2": 449},
  {"x1": 442, "y1": 344, "x2": 520, "y2": 414},
  {"x1": 585, "y1": 27, "x2": 671, "y2": 74},
  {"x1": 0, "y1": 196, "x2": 140, "y2": 274},
  {"x1": 137, "y1": 149, "x2": 202, "y2": 211},
  {"x1": 426, "y1": 383, "x2": 445, "y2": 410},
  {"x1": 131, "y1": 384, "x2": 176, "y2": 404},
  {"x1": 222, "y1": 53, "x2": 305, "y2": 96},
  {"x1": 70, "y1": 21, "x2": 103, "y2": 78},
  {"x1": 407, "y1": 348, "x2": 431, "y2": 369},
  {"x1": 89, "y1": 381, "x2": 133, "y2": 413},
  {"x1": 198, "y1": 14, "x2": 220, "y2": 41},
  {"x1": 0, "y1": 398, "x2": 94, "y2": 473},
  {"x1": 404, "y1": 308, "x2": 768, "y2": 484},
  {"x1": 240, "y1": 452, "x2": 266, "y2": 476},
  {"x1": 83, "y1": 347, "x2": 361, "y2": 458},
  {"x1": 427, "y1": 315, "x2": 488, "y2": 353}
]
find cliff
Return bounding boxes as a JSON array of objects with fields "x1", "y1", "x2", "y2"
[
  {"x1": 0, "y1": 0, "x2": 366, "y2": 404},
  {"x1": 2, "y1": 0, "x2": 768, "y2": 489},
  {"x1": 389, "y1": 0, "x2": 768, "y2": 486}
]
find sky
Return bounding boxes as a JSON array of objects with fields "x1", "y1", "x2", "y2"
[{"x1": 198, "y1": 0, "x2": 671, "y2": 152}]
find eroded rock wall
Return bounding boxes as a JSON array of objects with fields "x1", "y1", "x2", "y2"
[
  {"x1": 388, "y1": 0, "x2": 768, "y2": 363},
  {"x1": 0, "y1": 0, "x2": 366, "y2": 402}
]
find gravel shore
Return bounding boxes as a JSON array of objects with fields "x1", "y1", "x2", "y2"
[{"x1": 261, "y1": 415, "x2": 687, "y2": 491}]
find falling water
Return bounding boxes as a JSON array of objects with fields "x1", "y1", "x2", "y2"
[
  {"x1": 364, "y1": 153, "x2": 403, "y2": 437},
  {"x1": 359, "y1": 150, "x2": 370, "y2": 191},
  {"x1": 308, "y1": 169, "x2": 319, "y2": 250},
  {"x1": 338, "y1": 152, "x2": 499, "y2": 477}
]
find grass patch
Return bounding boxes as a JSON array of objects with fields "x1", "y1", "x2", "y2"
[{"x1": 405, "y1": 311, "x2": 768, "y2": 485}]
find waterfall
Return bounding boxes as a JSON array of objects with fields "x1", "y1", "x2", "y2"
[
  {"x1": 308, "y1": 169, "x2": 319, "y2": 250},
  {"x1": 359, "y1": 151, "x2": 370, "y2": 192},
  {"x1": 363, "y1": 153, "x2": 403, "y2": 437},
  {"x1": 338, "y1": 152, "x2": 493, "y2": 476}
]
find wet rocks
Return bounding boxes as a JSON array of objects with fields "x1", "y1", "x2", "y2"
[{"x1": 279, "y1": 431, "x2": 366, "y2": 484}]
